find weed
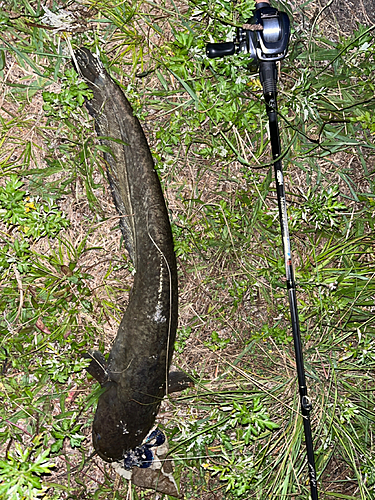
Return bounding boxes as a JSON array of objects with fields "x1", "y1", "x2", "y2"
[{"x1": 0, "y1": 441, "x2": 54, "y2": 500}]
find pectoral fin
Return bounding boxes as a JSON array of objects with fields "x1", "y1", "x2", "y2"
[
  {"x1": 84, "y1": 350, "x2": 108, "y2": 385},
  {"x1": 167, "y1": 371, "x2": 194, "y2": 394}
]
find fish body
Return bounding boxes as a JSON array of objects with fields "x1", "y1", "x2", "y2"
[{"x1": 74, "y1": 48, "x2": 178, "y2": 462}]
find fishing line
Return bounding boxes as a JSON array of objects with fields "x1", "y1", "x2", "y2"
[{"x1": 146, "y1": 205, "x2": 174, "y2": 398}]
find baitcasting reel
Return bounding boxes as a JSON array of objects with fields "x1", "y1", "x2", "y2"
[{"x1": 206, "y1": 2, "x2": 290, "y2": 64}]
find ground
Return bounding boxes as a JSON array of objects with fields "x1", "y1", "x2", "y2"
[{"x1": 0, "y1": 0, "x2": 374, "y2": 499}]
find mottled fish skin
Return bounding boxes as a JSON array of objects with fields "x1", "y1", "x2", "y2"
[{"x1": 74, "y1": 48, "x2": 178, "y2": 462}]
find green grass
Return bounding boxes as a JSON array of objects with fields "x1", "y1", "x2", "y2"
[{"x1": 0, "y1": 0, "x2": 375, "y2": 499}]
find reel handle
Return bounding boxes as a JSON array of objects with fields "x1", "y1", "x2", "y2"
[{"x1": 206, "y1": 42, "x2": 235, "y2": 59}]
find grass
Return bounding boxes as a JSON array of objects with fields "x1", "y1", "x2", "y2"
[{"x1": 0, "y1": 0, "x2": 375, "y2": 499}]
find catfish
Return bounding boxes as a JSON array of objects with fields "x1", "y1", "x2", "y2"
[{"x1": 74, "y1": 48, "x2": 191, "y2": 464}]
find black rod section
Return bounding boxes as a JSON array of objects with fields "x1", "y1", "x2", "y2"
[{"x1": 260, "y1": 60, "x2": 319, "y2": 500}]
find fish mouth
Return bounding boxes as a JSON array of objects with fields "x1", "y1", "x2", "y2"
[
  {"x1": 93, "y1": 424, "x2": 166, "y2": 466},
  {"x1": 122, "y1": 428, "x2": 165, "y2": 469}
]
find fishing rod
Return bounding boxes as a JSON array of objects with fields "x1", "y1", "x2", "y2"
[{"x1": 206, "y1": 1, "x2": 319, "y2": 498}]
